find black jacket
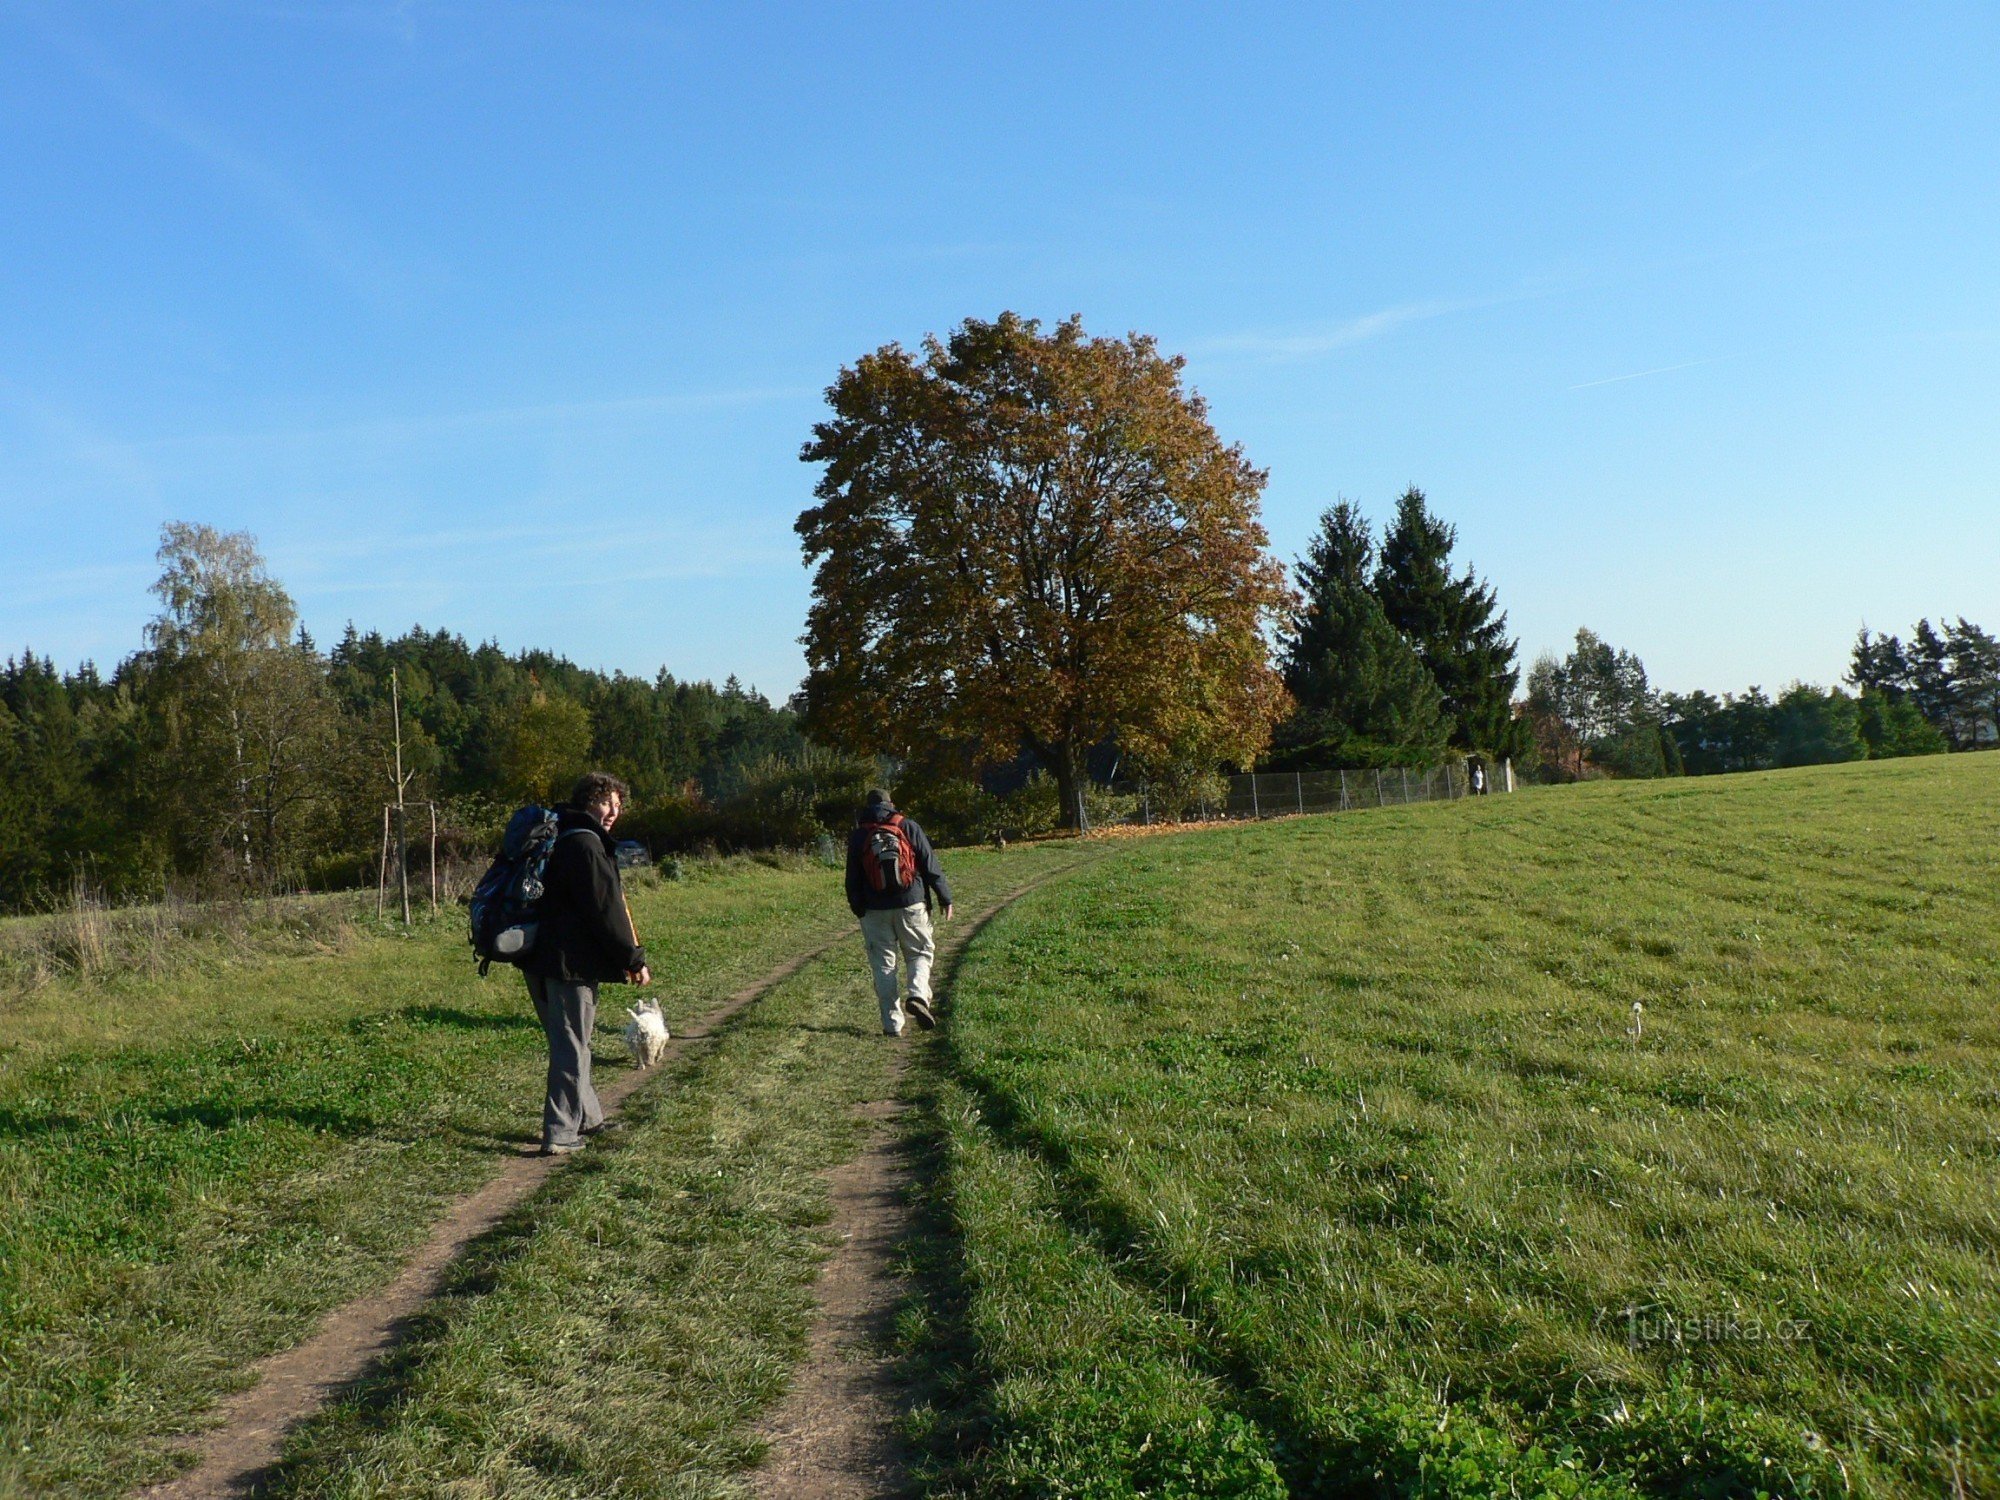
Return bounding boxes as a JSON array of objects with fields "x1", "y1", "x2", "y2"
[
  {"x1": 846, "y1": 798, "x2": 952, "y2": 917},
  {"x1": 527, "y1": 806, "x2": 648, "y2": 984}
]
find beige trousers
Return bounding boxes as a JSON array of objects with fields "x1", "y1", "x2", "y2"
[{"x1": 859, "y1": 902, "x2": 935, "y2": 1034}]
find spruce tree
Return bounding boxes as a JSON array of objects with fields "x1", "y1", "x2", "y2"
[
  {"x1": 1374, "y1": 487, "x2": 1522, "y2": 753},
  {"x1": 1849, "y1": 626, "x2": 1910, "y2": 698},
  {"x1": 1273, "y1": 501, "x2": 1449, "y2": 767},
  {"x1": 1907, "y1": 620, "x2": 1957, "y2": 746}
]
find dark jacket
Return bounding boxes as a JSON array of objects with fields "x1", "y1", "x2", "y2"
[
  {"x1": 527, "y1": 806, "x2": 648, "y2": 984},
  {"x1": 846, "y1": 798, "x2": 952, "y2": 917}
]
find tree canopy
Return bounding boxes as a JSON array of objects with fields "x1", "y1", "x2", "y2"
[
  {"x1": 1271, "y1": 500, "x2": 1449, "y2": 768},
  {"x1": 1524, "y1": 628, "x2": 1668, "y2": 779},
  {"x1": 1848, "y1": 618, "x2": 1998, "y2": 751},
  {"x1": 796, "y1": 312, "x2": 1292, "y2": 822}
]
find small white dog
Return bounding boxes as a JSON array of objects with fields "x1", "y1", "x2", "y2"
[{"x1": 622, "y1": 998, "x2": 670, "y2": 1068}]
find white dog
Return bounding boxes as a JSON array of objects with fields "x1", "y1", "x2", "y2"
[{"x1": 622, "y1": 998, "x2": 670, "y2": 1068}]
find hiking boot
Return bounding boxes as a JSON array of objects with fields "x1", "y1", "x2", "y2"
[
  {"x1": 905, "y1": 996, "x2": 937, "y2": 1030},
  {"x1": 581, "y1": 1119, "x2": 624, "y2": 1137},
  {"x1": 540, "y1": 1140, "x2": 585, "y2": 1157}
]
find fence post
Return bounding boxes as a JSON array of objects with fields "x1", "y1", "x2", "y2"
[
  {"x1": 1398, "y1": 767, "x2": 1408, "y2": 803},
  {"x1": 1374, "y1": 769, "x2": 1384, "y2": 806},
  {"x1": 1142, "y1": 786, "x2": 1151, "y2": 826},
  {"x1": 1250, "y1": 774, "x2": 1261, "y2": 820},
  {"x1": 1504, "y1": 757, "x2": 1515, "y2": 793},
  {"x1": 1339, "y1": 770, "x2": 1349, "y2": 811},
  {"x1": 1296, "y1": 771, "x2": 1304, "y2": 815}
]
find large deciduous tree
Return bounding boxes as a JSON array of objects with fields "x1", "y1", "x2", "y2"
[
  {"x1": 1374, "y1": 487, "x2": 1523, "y2": 754},
  {"x1": 796, "y1": 313, "x2": 1292, "y2": 823}
]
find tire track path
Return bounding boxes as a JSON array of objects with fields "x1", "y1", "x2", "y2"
[
  {"x1": 750, "y1": 865, "x2": 1083, "y2": 1498},
  {"x1": 138, "y1": 926, "x2": 855, "y2": 1500}
]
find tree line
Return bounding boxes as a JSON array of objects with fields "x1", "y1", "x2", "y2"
[
  {"x1": 0, "y1": 523, "x2": 803, "y2": 911},
  {"x1": 1519, "y1": 618, "x2": 1994, "y2": 781},
  {"x1": 9, "y1": 313, "x2": 1985, "y2": 907}
]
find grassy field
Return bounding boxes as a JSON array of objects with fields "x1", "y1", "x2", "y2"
[
  {"x1": 917, "y1": 755, "x2": 2000, "y2": 1499},
  {"x1": 250, "y1": 846, "x2": 1089, "y2": 1499},
  {"x1": 0, "y1": 845, "x2": 1073, "y2": 1498},
  {"x1": 5, "y1": 757, "x2": 1995, "y2": 1498}
]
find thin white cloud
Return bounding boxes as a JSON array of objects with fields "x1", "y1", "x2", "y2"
[
  {"x1": 0, "y1": 560, "x2": 159, "y2": 612},
  {"x1": 279, "y1": 523, "x2": 796, "y2": 598},
  {"x1": 1567, "y1": 357, "x2": 1721, "y2": 392},
  {"x1": 16, "y1": 6, "x2": 406, "y2": 301},
  {"x1": 1194, "y1": 287, "x2": 1550, "y2": 363},
  {"x1": 134, "y1": 385, "x2": 817, "y2": 453},
  {"x1": 187, "y1": 1, "x2": 426, "y2": 43}
]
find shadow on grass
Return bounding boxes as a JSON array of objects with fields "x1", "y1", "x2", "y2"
[
  {"x1": 245, "y1": 1004, "x2": 751, "y2": 1498},
  {"x1": 0, "y1": 1099, "x2": 382, "y2": 1140},
  {"x1": 385, "y1": 1004, "x2": 533, "y2": 1034},
  {"x1": 249, "y1": 1125, "x2": 620, "y2": 1498}
]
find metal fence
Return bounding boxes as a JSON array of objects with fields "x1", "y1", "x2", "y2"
[{"x1": 1097, "y1": 758, "x2": 1516, "y2": 829}]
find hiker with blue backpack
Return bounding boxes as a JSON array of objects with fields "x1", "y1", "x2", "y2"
[
  {"x1": 470, "y1": 771, "x2": 649, "y2": 1155},
  {"x1": 846, "y1": 787, "x2": 953, "y2": 1036}
]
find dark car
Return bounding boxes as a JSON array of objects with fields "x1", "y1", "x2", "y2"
[{"x1": 614, "y1": 839, "x2": 651, "y2": 870}]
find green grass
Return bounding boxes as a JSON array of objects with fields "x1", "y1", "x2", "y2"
[
  {"x1": 10, "y1": 759, "x2": 1998, "y2": 1499},
  {"x1": 916, "y1": 755, "x2": 2000, "y2": 1498},
  {"x1": 0, "y1": 852, "x2": 887, "y2": 1497},
  {"x1": 255, "y1": 844, "x2": 1087, "y2": 1499}
]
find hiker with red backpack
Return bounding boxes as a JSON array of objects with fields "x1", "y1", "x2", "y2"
[{"x1": 846, "y1": 787, "x2": 953, "y2": 1036}]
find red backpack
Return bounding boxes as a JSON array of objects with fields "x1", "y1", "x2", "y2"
[{"x1": 860, "y1": 814, "x2": 916, "y2": 893}]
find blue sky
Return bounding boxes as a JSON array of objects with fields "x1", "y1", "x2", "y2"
[{"x1": 3, "y1": 2, "x2": 1995, "y2": 699}]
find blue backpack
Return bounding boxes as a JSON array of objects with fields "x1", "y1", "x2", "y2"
[{"x1": 468, "y1": 806, "x2": 590, "y2": 974}]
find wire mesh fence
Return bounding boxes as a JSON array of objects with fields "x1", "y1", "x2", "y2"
[{"x1": 1097, "y1": 758, "x2": 1515, "y2": 830}]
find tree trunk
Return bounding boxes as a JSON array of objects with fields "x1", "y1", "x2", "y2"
[{"x1": 1050, "y1": 742, "x2": 1085, "y2": 832}]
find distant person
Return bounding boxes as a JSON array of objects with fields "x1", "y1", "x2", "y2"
[
  {"x1": 847, "y1": 787, "x2": 953, "y2": 1035},
  {"x1": 526, "y1": 771, "x2": 650, "y2": 1155},
  {"x1": 1470, "y1": 759, "x2": 1487, "y2": 796}
]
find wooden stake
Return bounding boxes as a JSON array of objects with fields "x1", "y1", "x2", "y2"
[{"x1": 392, "y1": 667, "x2": 410, "y2": 926}]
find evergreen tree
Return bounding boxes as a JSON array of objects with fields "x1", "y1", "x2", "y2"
[
  {"x1": 1374, "y1": 487, "x2": 1522, "y2": 754},
  {"x1": 1657, "y1": 721, "x2": 1685, "y2": 776},
  {"x1": 1271, "y1": 501, "x2": 1449, "y2": 767},
  {"x1": 1945, "y1": 618, "x2": 2000, "y2": 748},
  {"x1": 1907, "y1": 619, "x2": 1957, "y2": 745},
  {"x1": 1849, "y1": 627, "x2": 1910, "y2": 698}
]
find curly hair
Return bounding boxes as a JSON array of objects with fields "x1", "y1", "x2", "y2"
[{"x1": 570, "y1": 771, "x2": 631, "y2": 811}]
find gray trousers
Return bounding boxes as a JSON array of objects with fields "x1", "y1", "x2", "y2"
[
  {"x1": 860, "y1": 902, "x2": 935, "y2": 1034},
  {"x1": 525, "y1": 973, "x2": 604, "y2": 1148}
]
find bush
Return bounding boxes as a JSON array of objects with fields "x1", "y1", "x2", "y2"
[{"x1": 1858, "y1": 688, "x2": 1949, "y2": 759}]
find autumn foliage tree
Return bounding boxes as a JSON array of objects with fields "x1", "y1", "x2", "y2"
[{"x1": 797, "y1": 313, "x2": 1293, "y2": 825}]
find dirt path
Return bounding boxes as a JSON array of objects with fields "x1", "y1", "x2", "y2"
[
  {"x1": 749, "y1": 1095, "x2": 917, "y2": 1499},
  {"x1": 138, "y1": 929, "x2": 852, "y2": 1500},
  {"x1": 750, "y1": 875, "x2": 1070, "y2": 1499}
]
